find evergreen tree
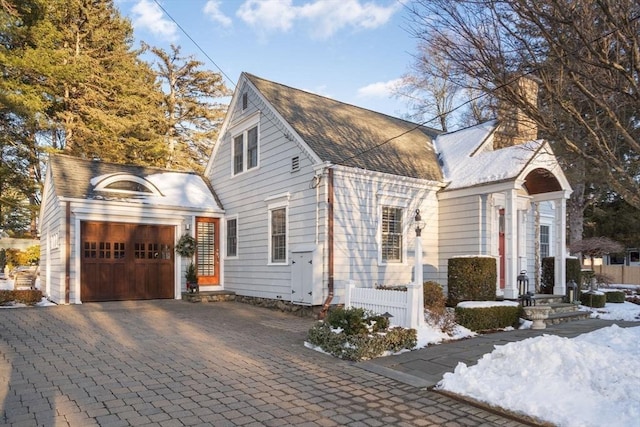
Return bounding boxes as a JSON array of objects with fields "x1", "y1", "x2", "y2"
[{"x1": 146, "y1": 44, "x2": 230, "y2": 172}]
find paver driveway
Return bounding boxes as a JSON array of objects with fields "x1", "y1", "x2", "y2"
[{"x1": 0, "y1": 300, "x2": 528, "y2": 426}]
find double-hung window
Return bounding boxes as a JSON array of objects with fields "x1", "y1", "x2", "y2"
[
  {"x1": 540, "y1": 225, "x2": 550, "y2": 259},
  {"x1": 231, "y1": 115, "x2": 260, "y2": 176},
  {"x1": 381, "y1": 206, "x2": 403, "y2": 262},
  {"x1": 266, "y1": 193, "x2": 290, "y2": 265}
]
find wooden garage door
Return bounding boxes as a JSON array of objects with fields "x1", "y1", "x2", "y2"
[{"x1": 81, "y1": 222, "x2": 174, "y2": 302}]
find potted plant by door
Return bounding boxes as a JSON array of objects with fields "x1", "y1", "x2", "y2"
[{"x1": 185, "y1": 262, "x2": 198, "y2": 293}]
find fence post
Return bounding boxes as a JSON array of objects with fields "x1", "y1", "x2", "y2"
[
  {"x1": 344, "y1": 280, "x2": 354, "y2": 308},
  {"x1": 406, "y1": 282, "x2": 419, "y2": 329}
]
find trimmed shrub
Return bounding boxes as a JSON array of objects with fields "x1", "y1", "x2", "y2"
[
  {"x1": 447, "y1": 257, "x2": 496, "y2": 306},
  {"x1": 580, "y1": 292, "x2": 606, "y2": 308},
  {"x1": 605, "y1": 291, "x2": 626, "y2": 303},
  {"x1": 0, "y1": 289, "x2": 43, "y2": 305},
  {"x1": 423, "y1": 281, "x2": 446, "y2": 314},
  {"x1": 455, "y1": 305, "x2": 522, "y2": 332},
  {"x1": 307, "y1": 307, "x2": 416, "y2": 361},
  {"x1": 541, "y1": 257, "x2": 582, "y2": 293}
]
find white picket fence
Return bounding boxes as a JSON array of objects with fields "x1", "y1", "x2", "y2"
[{"x1": 344, "y1": 281, "x2": 422, "y2": 329}]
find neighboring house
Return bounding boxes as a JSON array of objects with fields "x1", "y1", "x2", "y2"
[
  {"x1": 40, "y1": 72, "x2": 572, "y2": 305},
  {"x1": 39, "y1": 154, "x2": 222, "y2": 304}
]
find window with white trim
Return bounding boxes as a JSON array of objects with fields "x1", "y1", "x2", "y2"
[
  {"x1": 226, "y1": 218, "x2": 238, "y2": 257},
  {"x1": 265, "y1": 193, "x2": 290, "y2": 265},
  {"x1": 232, "y1": 124, "x2": 259, "y2": 175},
  {"x1": 381, "y1": 206, "x2": 403, "y2": 262},
  {"x1": 540, "y1": 225, "x2": 550, "y2": 259},
  {"x1": 270, "y1": 208, "x2": 287, "y2": 263}
]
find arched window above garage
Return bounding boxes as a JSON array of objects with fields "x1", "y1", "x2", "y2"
[{"x1": 94, "y1": 174, "x2": 162, "y2": 196}]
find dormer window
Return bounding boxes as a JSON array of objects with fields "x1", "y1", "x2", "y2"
[{"x1": 93, "y1": 174, "x2": 161, "y2": 196}]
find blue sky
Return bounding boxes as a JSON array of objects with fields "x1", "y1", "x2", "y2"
[{"x1": 115, "y1": 0, "x2": 418, "y2": 118}]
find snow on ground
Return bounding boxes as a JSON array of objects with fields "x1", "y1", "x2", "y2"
[{"x1": 436, "y1": 299, "x2": 640, "y2": 427}]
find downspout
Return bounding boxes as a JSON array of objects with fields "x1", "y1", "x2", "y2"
[
  {"x1": 65, "y1": 202, "x2": 71, "y2": 304},
  {"x1": 319, "y1": 166, "x2": 334, "y2": 319}
]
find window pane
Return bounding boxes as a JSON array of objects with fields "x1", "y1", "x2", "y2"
[
  {"x1": 227, "y1": 219, "x2": 237, "y2": 257},
  {"x1": 233, "y1": 135, "x2": 244, "y2": 174},
  {"x1": 271, "y1": 208, "x2": 286, "y2": 262},
  {"x1": 197, "y1": 221, "x2": 216, "y2": 276},
  {"x1": 381, "y1": 206, "x2": 403, "y2": 262},
  {"x1": 540, "y1": 225, "x2": 550, "y2": 259},
  {"x1": 247, "y1": 126, "x2": 258, "y2": 169}
]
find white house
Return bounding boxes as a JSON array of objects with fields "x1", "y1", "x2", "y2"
[{"x1": 39, "y1": 72, "x2": 572, "y2": 305}]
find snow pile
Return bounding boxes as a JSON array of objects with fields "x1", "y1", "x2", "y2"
[{"x1": 437, "y1": 325, "x2": 640, "y2": 427}]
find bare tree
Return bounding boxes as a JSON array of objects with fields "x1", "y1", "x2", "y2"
[
  {"x1": 406, "y1": 0, "x2": 640, "y2": 212},
  {"x1": 569, "y1": 236, "x2": 624, "y2": 270}
]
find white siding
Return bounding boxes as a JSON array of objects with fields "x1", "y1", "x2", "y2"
[
  {"x1": 208, "y1": 84, "x2": 322, "y2": 301},
  {"x1": 331, "y1": 168, "x2": 441, "y2": 300},
  {"x1": 437, "y1": 195, "x2": 484, "y2": 292},
  {"x1": 39, "y1": 170, "x2": 66, "y2": 303}
]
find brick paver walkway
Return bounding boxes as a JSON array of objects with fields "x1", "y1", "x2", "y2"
[{"x1": 0, "y1": 301, "x2": 529, "y2": 426}]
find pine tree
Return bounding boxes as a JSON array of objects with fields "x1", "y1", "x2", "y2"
[{"x1": 146, "y1": 44, "x2": 230, "y2": 172}]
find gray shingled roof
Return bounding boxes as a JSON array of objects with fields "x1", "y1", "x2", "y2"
[
  {"x1": 48, "y1": 154, "x2": 222, "y2": 209},
  {"x1": 245, "y1": 73, "x2": 443, "y2": 181}
]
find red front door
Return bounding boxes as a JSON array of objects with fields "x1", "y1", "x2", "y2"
[{"x1": 195, "y1": 217, "x2": 220, "y2": 285}]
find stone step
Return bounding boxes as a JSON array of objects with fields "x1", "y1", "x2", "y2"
[
  {"x1": 532, "y1": 294, "x2": 566, "y2": 305},
  {"x1": 181, "y1": 290, "x2": 236, "y2": 303},
  {"x1": 545, "y1": 310, "x2": 591, "y2": 325},
  {"x1": 548, "y1": 303, "x2": 581, "y2": 315}
]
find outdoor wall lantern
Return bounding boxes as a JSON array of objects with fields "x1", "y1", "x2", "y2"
[
  {"x1": 566, "y1": 279, "x2": 579, "y2": 304},
  {"x1": 414, "y1": 209, "x2": 425, "y2": 237}
]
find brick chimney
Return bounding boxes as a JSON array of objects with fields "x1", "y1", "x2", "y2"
[{"x1": 494, "y1": 76, "x2": 539, "y2": 149}]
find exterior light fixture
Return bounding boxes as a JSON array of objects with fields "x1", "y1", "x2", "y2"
[{"x1": 414, "y1": 209, "x2": 425, "y2": 237}]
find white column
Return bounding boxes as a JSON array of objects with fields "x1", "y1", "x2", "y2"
[
  {"x1": 553, "y1": 197, "x2": 567, "y2": 295},
  {"x1": 504, "y1": 189, "x2": 519, "y2": 299},
  {"x1": 415, "y1": 233, "x2": 424, "y2": 327}
]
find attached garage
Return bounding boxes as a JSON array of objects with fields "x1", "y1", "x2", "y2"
[
  {"x1": 39, "y1": 154, "x2": 224, "y2": 304},
  {"x1": 81, "y1": 222, "x2": 175, "y2": 302}
]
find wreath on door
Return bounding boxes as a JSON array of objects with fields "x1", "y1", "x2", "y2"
[{"x1": 175, "y1": 233, "x2": 196, "y2": 258}]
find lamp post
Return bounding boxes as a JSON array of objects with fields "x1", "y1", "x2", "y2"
[{"x1": 413, "y1": 209, "x2": 426, "y2": 327}]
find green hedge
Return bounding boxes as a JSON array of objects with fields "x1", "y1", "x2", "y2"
[
  {"x1": 447, "y1": 257, "x2": 496, "y2": 306},
  {"x1": 580, "y1": 292, "x2": 606, "y2": 308},
  {"x1": 541, "y1": 257, "x2": 582, "y2": 294},
  {"x1": 454, "y1": 304, "x2": 522, "y2": 332},
  {"x1": 605, "y1": 291, "x2": 626, "y2": 303},
  {"x1": 306, "y1": 307, "x2": 417, "y2": 361},
  {"x1": 0, "y1": 289, "x2": 43, "y2": 305}
]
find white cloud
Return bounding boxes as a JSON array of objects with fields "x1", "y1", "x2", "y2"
[
  {"x1": 237, "y1": 0, "x2": 297, "y2": 34},
  {"x1": 357, "y1": 78, "x2": 403, "y2": 98},
  {"x1": 203, "y1": 0, "x2": 233, "y2": 28},
  {"x1": 236, "y1": 0, "x2": 399, "y2": 39},
  {"x1": 131, "y1": 0, "x2": 178, "y2": 41}
]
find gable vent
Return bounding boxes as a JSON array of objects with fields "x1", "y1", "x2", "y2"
[
  {"x1": 291, "y1": 156, "x2": 300, "y2": 172},
  {"x1": 242, "y1": 92, "x2": 248, "y2": 110}
]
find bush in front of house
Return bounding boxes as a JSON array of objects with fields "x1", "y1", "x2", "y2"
[
  {"x1": 454, "y1": 304, "x2": 521, "y2": 332},
  {"x1": 541, "y1": 257, "x2": 582, "y2": 294},
  {"x1": 0, "y1": 289, "x2": 43, "y2": 305},
  {"x1": 604, "y1": 290, "x2": 626, "y2": 303},
  {"x1": 447, "y1": 257, "x2": 496, "y2": 306},
  {"x1": 580, "y1": 292, "x2": 607, "y2": 308},
  {"x1": 306, "y1": 307, "x2": 417, "y2": 361},
  {"x1": 423, "y1": 281, "x2": 457, "y2": 333}
]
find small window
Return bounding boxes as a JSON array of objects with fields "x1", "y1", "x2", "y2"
[
  {"x1": 242, "y1": 92, "x2": 248, "y2": 110},
  {"x1": 381, "y1": 206, "x2": 403, "y2": 262},
  {"x1": 247, "y1": 127, "x2": 258, "y2": 169},
  {"x1": 270, "y1": 208, "x2": 287, "y2": 263},
  {"x1": 105, "y1": 180, "x2": 153, "y2": 193},
  {"x1": 227, "y1": 218, "x2": 237, "y2": 257},
  {"x1": 291, "y1": 156, "x2": 300, "y2": 172},
  {"x1": 233, "y1": 135, "x2": 244, "y2": 174},
  {"x1": 540, "y1": 225, "x2": 550, "y2": 259}
]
